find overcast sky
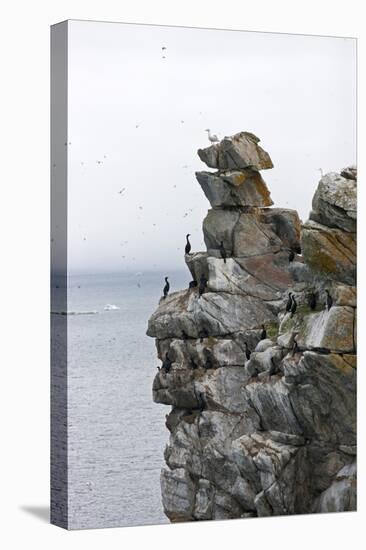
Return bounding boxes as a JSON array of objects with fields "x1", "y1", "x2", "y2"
[{"x1": 67, "y1": 20, "x2": 356, "y2": 274}]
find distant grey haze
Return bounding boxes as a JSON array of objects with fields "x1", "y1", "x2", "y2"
[{"x1": 65, "y1": 20, "x2": 356, "y2": 274}]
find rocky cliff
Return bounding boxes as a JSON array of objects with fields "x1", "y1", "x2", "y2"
[{"x1": 147, "y1": 132, "x2": 357, "y2": 522}]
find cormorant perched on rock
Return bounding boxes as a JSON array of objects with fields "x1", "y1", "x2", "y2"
[
  {"x1": 162, "y1": 352, "x2": 172, "y2": 373},
  {"x1": 189, "y1": 358, "x2": 199, "y2": 370},
  {"x1": 219, "y1": 241, "x2": 227, "y2": 263},
  {"x1": 189, "y1": 279, "x2": 198, "y2": 288},
  {"x1": 244, "y1": 342, "x2": 251, "y2": 361},
  {"x1": 290, "y1": 295, "x2": 297, "y2": 317},
  {"x1": 288, "y1": 249, "x2": 295, "y2": 262},
  {"x1": 269, "y1": 356, "x2": 279, "y2": 377},
  {"x1": 325, "y1": 289, "x2": 333, "y2": 311},
  {"x1": 198, "y1": 274, "x2": 208, "y2": 298},
  {"x1": 163, "y1": 276, "x2": 170, "y2": 299},
  {"x1": 292, "y1": 339, "x2": 300, "y2": 356},
  {"x1": 260, "y1": 324, "x2": 267, "y2": 340},
  {"x1": 181, "y1": 330, "x2": 189, "y2": 340},
  {"x1": 197, "y1": 391, "x2": 206, "y2": 412},
  {"x1": 308, "y1": 292, "x2": 317, "y2": 311},
  {"x1": 285, "y1": 292, "x2": 293, "y2": 312},
  {"x1": 203, "y1": 349, "x2": 214, "y2": 370},
  {"x1": 185, "y1": 234, "x2": 192, "y2": 255},
  {"x1": 199, "y1": 327, "x2": 209, "y2": 343}
]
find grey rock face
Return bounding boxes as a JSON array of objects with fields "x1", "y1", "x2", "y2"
[
  {"x1": 147, "y1": 135, "x2": 356, "y2": 522},
  {"x1": 310, "y1": 171, "x2": 357, "y2": 232},
  {"x1": 197, "y1": 132, "x2": 273, "y2": 171}
]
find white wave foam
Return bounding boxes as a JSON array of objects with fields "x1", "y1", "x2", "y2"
[{"x1": 104, "y1": 304, "x2": 120, "y2": 311}]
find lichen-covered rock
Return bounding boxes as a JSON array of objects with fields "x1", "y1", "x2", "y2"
[
  {"x1": 341, "y1": 165, "x2": 357, "y2": 181},
  {"x1": 310, "y1": 171, "x2": 356, "y2": 232},
  {"x1": 301, "y1": 220, "x2": 356, "y2": 285},
  {"x1": 198, "y1": 132, "x2": 273, "y2": 171},
  {"x1": 196, "y1": 169, "x2": 273, "y2": 208},
  {"x1": 295, "y1": 306, "x2": 355, "y2": 353},
  {"x1": 147, "y1": 136, "x2": 357, "y2": 523}
]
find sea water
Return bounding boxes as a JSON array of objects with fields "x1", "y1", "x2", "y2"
[{"x1": 53, "y1": 270, "x2": 188, "y2": 529}]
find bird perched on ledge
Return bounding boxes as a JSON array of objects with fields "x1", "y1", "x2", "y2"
[
  {"x1": 244, "y1": 342, "x2": 251, "y2": 361},
  {"x1": 198, "y1": 274, "x2": 208, "y2": 298},
  {"x1": 205, "y1": 128, "x2": 219, "y2": 143},
  {"x1": 260, "y1": 324, "x2": 267, "y2": 340},
  {"x1": 163, "y1": 276, "x2": 170, "y2": 299},
  {"x1": 219, "y1": 241, "x2": 227, "y2": 263},
  {"x1": 325, "y1": 289, "x2": 333, "y2": 311},
  {"x1": 285, "y1": 292, "x2": 293, "y2": 312},
  {"x1": 185, "y1": 234, "x2": 191, "y2": 254},
  {"x1": 290, "y1": 295, "x2": 297, "y2": 317},
  {"x1": 308, "y1": 292, "x2": 317, "y2": 311}
]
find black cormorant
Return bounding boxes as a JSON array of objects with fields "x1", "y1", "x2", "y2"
[
  {"x1": 269, "y1": 356, "x2": 279, "y2": 376},
  {"x1": 203, "y1": 349, "x2": 214, "y2": 370},
  {"x1": 260, "y1": 324, "x2": 267, "y2": 340},
  {"x1": 198, "y1": 274, "x2": 208, "y2": 298},
  {"x1": 190, "y1": 358, "x2": 199, "y2": 370},
  {"x1": 189, "y1": 279, "x2": 198, "y2": 288},
  {"x1": 219, "y1": 241, "x2": 227, "y2": 263},
  {"x1": 199, "y1": 327, "x2": 209, "y2": 343},
  {"x1": 197, "y1": 391, "x2": 206, "y2": 412},
  {"x1": 163, "y1": 276, "x2": 170, "y2": 299},
  {"x1": 308, "y1": 292, "x2": 317, "y2": 311},
  {"x1": 185, "y1": 234, "x2": 192, "y2": 255},
  {"x1": 325, "y1": 290, "x2": 333, "y2": 311},
  {"x1": 244, "y1": 342, "x2": 251, "y2": 361},
  {"x1": 292, "y1": 340, "x2": 300, "y2": 356},
  {"x1": 182, "y1": 330, "x2": 189, "y2": 340},
  {"x1": 285, "y1": 292, "x2": 293, "y2": 312},
  {"x1": 288, "y1": 249, "x2": 295, "y2": 262},
  {"x1": 162, "y1": 353, "x2": 173, "y2": 372},
  {"x1": 290, "y1": 295, "x2": 297, "y2": 317}
]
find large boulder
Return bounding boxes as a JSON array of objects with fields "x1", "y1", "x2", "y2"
[
  {"x1": 185, "y1": 251, "x2": 209, "y2": 282},
  {"x1": 198, "y1": 132, "x2": 273, "y2": 171},
  {"x1": 310, "y1": 171, "x2": 357, "y2": 232},
  {"x1": 195, "y1": 169, "x2": 273, "y2": 208},
  {"x1": 315, "y1": 462, "x2": 357, "y2": 513},
  {"x1": 261, "y1": 208, "x2": 302, "y2": 252},
  {"x1": 295, "y1": 306, "x2": 355, "y2": 353},
  {"x1": 207, "y1": 254, "x2": 294, "y2": 301},
  {"x1": 301, "y1": 220, "x2": 356, "y2": 285},
  {"x1": 146, "y1": 289, "x2": 277, "y2": 339}
]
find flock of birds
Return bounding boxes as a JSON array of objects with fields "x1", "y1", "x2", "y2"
[{"x1": 158, "y1": 233, "x2": 335, "y2": 380}]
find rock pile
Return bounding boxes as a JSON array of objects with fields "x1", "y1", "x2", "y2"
[{"x1": 147, "y1": 132, "x2": 356, "y2": 522}]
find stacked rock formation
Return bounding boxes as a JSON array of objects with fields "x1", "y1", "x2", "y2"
[{"x1": 147, "y1": 131, "x2": 356, "y2": 522}]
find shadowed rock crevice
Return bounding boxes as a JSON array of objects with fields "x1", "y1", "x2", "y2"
[{"x1": 147, "y1": 132, "x2": 357, "y2": 522}]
